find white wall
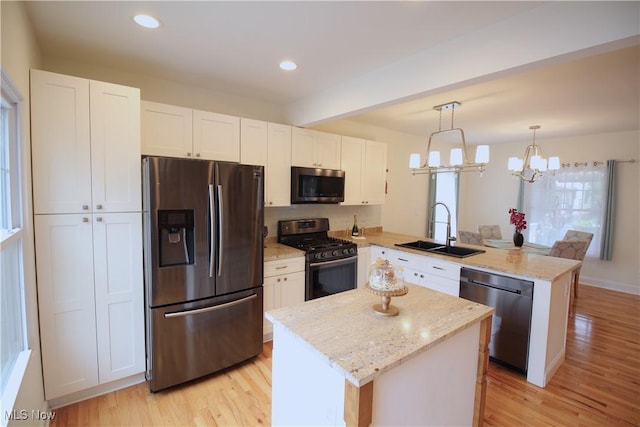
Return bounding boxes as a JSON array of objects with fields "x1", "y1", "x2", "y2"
[
  {"x1": 1, "y1": 1, "x2": 48, "y2": 425},
  {"x1": 458, "y1": 131, "x2": 640, "y2": 294}
]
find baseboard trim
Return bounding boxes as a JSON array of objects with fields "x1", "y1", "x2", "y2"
[
  {"x1": 581, "y1": 276, "x2": 640, "y2": 295},
  {"x1": 47, "y1": 373, "x2": 146, "y2": 410}
]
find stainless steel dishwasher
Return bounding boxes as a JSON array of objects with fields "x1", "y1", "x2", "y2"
[{"x1": 459, "y1": 267, "x2": 534, "y2": 373}]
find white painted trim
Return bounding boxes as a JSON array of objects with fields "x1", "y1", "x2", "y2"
[
  {"x1": 46, "y1": 373, "x2": 145, "y2": 410},
  {"x1": 581, "y1": 277, "x2": 640, "y2": 296},
  {"x1": 0, "y1": 350, "x2": 31, "y2": 427}
]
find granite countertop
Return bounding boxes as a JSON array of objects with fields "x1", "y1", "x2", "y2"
[
  {"x1": 352, "y1": 230, "x2": 580, "y2": 282},
  {"x1": 266, "y1": 283, "x2": 494, "y2": 387},
  {"x1": 264, "y1": 242, "x2": 304, "y2": 262}
]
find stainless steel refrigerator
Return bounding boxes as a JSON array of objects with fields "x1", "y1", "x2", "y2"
[{"x1": 142, "y1": 156, "x2": 264, "y2": 392}]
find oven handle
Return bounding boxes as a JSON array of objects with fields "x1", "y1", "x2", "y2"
[{"x1": 309, "y1": 256, "x2": 358, "y2": 268}]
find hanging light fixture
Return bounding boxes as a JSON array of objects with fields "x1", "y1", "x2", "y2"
[
  {"x1": 508, "y1": 125, "x2": 560, "y2": 183},
  {"x1": 409, "y1": 101, "x2": 489, "y2": 175}
]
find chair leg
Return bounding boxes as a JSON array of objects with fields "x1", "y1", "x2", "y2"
[{"x1": 574, "y1": 273, "x2": 579, "y2": 298}]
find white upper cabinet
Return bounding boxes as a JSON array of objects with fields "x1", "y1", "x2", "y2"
[
  {"x1": 141, "y1": 101, "x2": 240, "y2": 162},
  {"x1": 341, "y1": 136, "x2": 387, "y2": 205},
  {"x1": 31, "y1": 70, "x2": 141, "y2": 214},
  {"x1": 141, "y1": 101, "x2": 193, "y2": 158},
  {"x1": 240, "y1": 119, "x2": 292, "y2": 207},
  {"x1": 240, "y1": 118, "x2": 268, "y2": 166},
  {"x1": 266, "y1": 123, "x2": 292, "y2": 207},
  {"x1": 193, "y1": 109, "x2": 240, "y2": 162},
  {"x1": 291, "y1": 128, "x2": 341, "y2": 170}
]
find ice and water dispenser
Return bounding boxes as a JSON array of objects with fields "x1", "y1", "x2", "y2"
[{"x1": 158, "y1": 210, "x2": 195, "y2": 267}]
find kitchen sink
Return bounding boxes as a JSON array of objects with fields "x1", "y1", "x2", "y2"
[
  {"x1": 395, "y1": 240, "x2": 486, "y2": 258},
  {"x1": 395, "y1": 240, "x2": 445, "y2": 251}
]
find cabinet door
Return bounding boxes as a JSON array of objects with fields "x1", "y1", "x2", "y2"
[
  {"x1": 291, "y1": 128, "x2": 317, "y2": 167},
  {"x1": 263, "y1": 277, "x2": 278, "y2": 338},
  {"x1": 30, "y1": 70, "x2": 92, "y2": 214},
  {"x1": 363, "y1": 141, "x2": 387, "y2": 205},
  {"x1": 266, "y1": 123, "x2": 292, "y2": 207},
  {"x1": 34, "y1": 214, "x2": 98, "y2": 399},
  {"x1": 141, "y1": 101, "x2": 193, "y2": 158},
  {"x1": 357, "y1": 247, "x2": 371, "y2": 288},
  {"x1": 90, "y1": 81, "x2": 141, "y2": 212},
  {"x1": 279, "y1": 271, "x2": 305, "y2": 307},
  {"x1": 240, "y1": 118, "x2": 267, "y2": 166},
  {"x1": 315, "y1": 131, "x2": 341, "y2": 170},
  {"x1": 340, "y1": 136, "x2": 365, "y2": 205},
  {"x1": 93, "y1": 213, "x2": 145, "y2": 383},
  {"x1": 193, "y1": 109, "x2": 240, "y2": 161}
]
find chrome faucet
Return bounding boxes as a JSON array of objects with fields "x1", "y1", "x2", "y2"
[{"x1": 432, "y1": 202, "x2": 456, "y2": 247}]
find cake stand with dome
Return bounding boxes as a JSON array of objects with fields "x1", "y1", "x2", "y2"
[{"x1": 365, "y1": 258, "x2": 408, "y2": 316}]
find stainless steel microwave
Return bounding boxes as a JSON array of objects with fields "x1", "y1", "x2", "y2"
[{"x1": 291, "y1": 167, "x2": 345, "y2": 204}]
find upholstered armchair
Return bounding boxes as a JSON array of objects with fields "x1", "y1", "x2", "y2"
[
  {"x1": 477, "y1": 225, "x2": 502, "y2": 240},
  {"x1": 549, "y1": 239, "x2": 590, "y2": 302},
  {"x1": 458, "y1": 231, "x2": 484, "y2": 246}
]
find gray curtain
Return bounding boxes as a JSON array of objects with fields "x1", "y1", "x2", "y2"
[
  {"x1": 600, "y1": 160, "x2": 616, "y2": 260},
  {"x1": 427, "y1": 173, "x2": 437, "y2": 238},
  {"x1": 516, "y1": 178, "x2": 525, "y2": 212}
]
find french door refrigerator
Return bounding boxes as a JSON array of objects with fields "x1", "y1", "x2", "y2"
[{"x1": 142, "y1": 156, "x2": 264, "y2": 392}]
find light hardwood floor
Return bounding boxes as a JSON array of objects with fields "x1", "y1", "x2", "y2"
[{"x1": 50, "y1": 284, "x2": 639, "y2": 426}]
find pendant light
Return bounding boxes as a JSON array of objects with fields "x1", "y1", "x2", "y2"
[
  {"x1": 508, "y1": 125, "x2": 560, "y2": 183},
  {"x1": 409, "y1": 101, "x2": 489, "y2": 175}
]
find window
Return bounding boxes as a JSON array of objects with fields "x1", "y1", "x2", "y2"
[
  {"x1": 428, "y1": 172, "x2": 458, "y2": 242},
  {"x1": 523, "y1": 163, "x2": 607, "y2": 258},
  {"x1": 0, "y1": 68, "x2": 29, "y2": 419}
]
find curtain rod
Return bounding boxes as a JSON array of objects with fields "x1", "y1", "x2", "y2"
[{"x1": 560, "y1": 159, "x2": 636, "y2": 168}]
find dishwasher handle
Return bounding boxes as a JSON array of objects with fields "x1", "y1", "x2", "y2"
[{"x1": 466, "y1": 278, "x2": 522, "y2": 295}]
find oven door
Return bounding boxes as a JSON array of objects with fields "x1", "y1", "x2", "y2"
[{"x1": 306, "y1": 256, "x2": 358, "y2": 300}]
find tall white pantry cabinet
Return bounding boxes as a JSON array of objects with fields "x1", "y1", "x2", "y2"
[{"x1": 30, "y1": 70, "x2": 144, "y2": 401}]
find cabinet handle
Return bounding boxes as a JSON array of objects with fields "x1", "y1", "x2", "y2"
[
  {"x1": 283, "y1": 277, "x2": 288, "y2": 281},
  {"x1": 275, "y1": 266, "x2": 288, "y2": 270},
  {"x1": 96, "y1": 217, "x2": 103, "y2": 222},
  {"x1": 432, "y1": 266, "x2": 445, "y2": 271},
  {"x1": 196, "y1": 153, "x2": 201, "y2": 157},
  {"x1": 187, "y1": 152, "x2": 192, "y2": 157},
  {"x1": 398, "y1": 258, "x2": 409, "y2": 262},
  {"x1": 420, "y1": 274, "x2": 424, "y2": 278},
  {"x1": 277, "y1": 278, "x2": 281, "y2": 282},
  {"x1": 269, "y1": 201, "x2": 273, "y2": 205},
  {"x1": 96, "y1": 204, "x2": 102, "y2": 210},
  {"x1": 82, "y1": 205, "x2": 89, "y2": 210},
  {"x1": 82, "y1": 217, "x2": 89, "y2": 222}
]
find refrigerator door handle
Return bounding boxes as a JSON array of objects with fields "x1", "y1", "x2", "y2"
[
  {"x1": 217, "y1": 184, "x2": 224, "y2": 276},
  {"x1": 208, "y1": 184, "x2": 215, "y2": 278},
  {"x1": 163, "y1": 294, "x2": 257, "y2": 318}
]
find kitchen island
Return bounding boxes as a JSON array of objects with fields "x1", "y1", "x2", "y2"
[{"x1": 266, "y1": 284, "x2": 494, "y2": 427}]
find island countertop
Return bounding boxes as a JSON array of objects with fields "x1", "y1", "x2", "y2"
[{"x1": 266, "y1": 283, "x2": 494, "y2": 387}]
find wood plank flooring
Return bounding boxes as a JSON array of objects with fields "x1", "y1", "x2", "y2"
[{"x1": 50, "y1": 284, "x2": 639, "y2": 426}]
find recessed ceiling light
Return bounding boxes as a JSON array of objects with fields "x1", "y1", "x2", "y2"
[
  {"x1": 134, "y1": 14, "x2": 161, "y2": 29},
  {"x1": 279, "y1": 60, "x2": 297, "y2": 71}
]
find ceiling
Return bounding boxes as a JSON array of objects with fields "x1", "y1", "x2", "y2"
[{"x1": 23, "y1": 1, "x2": 640, "y2": 144}]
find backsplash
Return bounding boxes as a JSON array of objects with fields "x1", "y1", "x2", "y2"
[{"x1": 264, "y1": 204, "x2": 383, "y2": 240}]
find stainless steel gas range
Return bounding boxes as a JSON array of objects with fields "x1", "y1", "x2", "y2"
[{"x1": 278, "y1": 218, "x2": 357, "y2": 300}]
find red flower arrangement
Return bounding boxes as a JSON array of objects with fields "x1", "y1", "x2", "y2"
[{"x1": 509, "y1": 208, "x2": 527, "y2": 233}]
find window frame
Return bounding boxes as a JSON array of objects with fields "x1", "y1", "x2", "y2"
[{"x1": 0, "y1": 67, "x2": 30, "y2": 425}]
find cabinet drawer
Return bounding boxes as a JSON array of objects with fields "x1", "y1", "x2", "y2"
[
  {"x1": 424, "y1": 275, "x2": 459, "y2": 297},
  {"x1": 387, "y1": 249, "x2": 427, "y2": 271},
  {"x1": 425, "y1": 259, "x2": 460, "y2": 281},
  {"x1": 264, "y1": 257, "x2": 305, "y2": 277}
]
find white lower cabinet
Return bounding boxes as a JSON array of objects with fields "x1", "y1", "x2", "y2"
[
  {"x1": 263, "y1": 257, "x2": 305, "y2": 340},
  {"x1": 357, "y1": 246, "x2": 371, "y2": 288},
  {"x1": 370, "y1": 245, "x2": 461, "y2": 296},
  {"x1": 35, "y1": 212, "x2": 144, "y2": 400}
]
